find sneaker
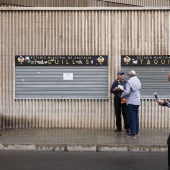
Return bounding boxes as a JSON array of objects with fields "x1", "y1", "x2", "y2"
[
  {"x1": 114, "y1": 129, "x2": 122, "y2": 132},
  {"x1": 126, "y1": 134, "x2": 136, "y2": 138},
  {"x1": 136, "y1": 133, "x2": 140, "y2": 136}
]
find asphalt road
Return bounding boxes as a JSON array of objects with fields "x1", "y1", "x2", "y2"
[{"x1": 0, "y1": 151, "x2": 168, "y2": 170}]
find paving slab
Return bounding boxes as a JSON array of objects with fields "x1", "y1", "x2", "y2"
[{"x1": 0, "y1": 128, "x2": 169, "y2": 152}]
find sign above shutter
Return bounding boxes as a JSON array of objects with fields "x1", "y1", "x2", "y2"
[
  {"x1": 121, "y1": 55, "x2": 170, "y2": 66},
  {"x1": 15, "y1": 55, "x2": 108, "y2": 66}
]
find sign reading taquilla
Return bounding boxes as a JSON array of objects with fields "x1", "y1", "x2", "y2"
[
  {"x1": 121, "y1": 55, "x2": 170, "y2": 66},
  {"x1": 15, "y1": 55, "x2": 108, "y2": 66}
]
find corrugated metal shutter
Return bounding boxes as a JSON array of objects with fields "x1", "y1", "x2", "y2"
[
  {"x1": 121, "y1": 66, "x2": 170, "y2": 98},
  {"x1": 15, "y1": 66, "x2": 108, "y2": 99}
]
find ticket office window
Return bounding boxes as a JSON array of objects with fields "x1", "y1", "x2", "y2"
[
  {"x1": 121, "y1": 55, "x2": 170, "y2": 98},
  {"x1": 15, "y1": 55, "x2": 108, "y2": 99}
]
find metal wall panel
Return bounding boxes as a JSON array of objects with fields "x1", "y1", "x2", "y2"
[
  {"x1": 140, "y1": 99, "x2": 170, "y2": 129},
  {"x1": 0, "y1": 0, "x2": 129, "y2": 7},
  {"x1": 2, "y1": 0, "x2": 169, "y2": 7},
  {"x1": 104, "y1": 0, "x2": 170, "y2": 6},
  {"x1": 0, "y1": 8, "x2": 170, "y2": 129},
  {"x1": 15, "y1": 66, "x2": 108, "y2": 99}
]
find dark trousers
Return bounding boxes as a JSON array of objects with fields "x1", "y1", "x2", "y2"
[
  {"x1": 167, "y1": 134, "x2": 170, "y2": 167},
  {"x1": 127, "y1": 104, "x2": 139, "y2": 135},
  {"x1": 114, "y1": 96, "x2": 129, "y2": 130}
]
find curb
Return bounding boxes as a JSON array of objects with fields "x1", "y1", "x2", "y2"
[{"x1": 0, "y1": 144, "x2": 168, "y2": 152}]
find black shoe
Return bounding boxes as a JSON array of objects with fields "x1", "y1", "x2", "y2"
[
  {"x1": 126, "y1": 129, "x2": 130, "y2": 134},
  {"x1": 115, "y1": 129, "x2": 122, "y2": 132},
  {"x1": 126, "y1": 134, "x2": 136, "y2": 138}
]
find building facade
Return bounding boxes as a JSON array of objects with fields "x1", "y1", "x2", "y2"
[{"x1": 0, "y1": 3, "x2": 170, "y2": 129}]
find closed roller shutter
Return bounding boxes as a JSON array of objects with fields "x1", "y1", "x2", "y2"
[
  {"x1": 15, "y1": 66, "x2": 108, "y2": 99},
  {"x1": 121, "y1": 66, "x2": 170, "y2": 98}
]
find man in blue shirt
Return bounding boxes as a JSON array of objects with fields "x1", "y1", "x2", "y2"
[
  {"x1": 110, "y1": 71, "x2": 129, "y2": 133},
  {"x1": 121, "y1": 70, "x2": 141, "y2": 138}
]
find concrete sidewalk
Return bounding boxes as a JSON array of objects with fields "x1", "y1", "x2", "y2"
[{"x1": 0, "y1": 128, "x2": 169, "y2": 152}]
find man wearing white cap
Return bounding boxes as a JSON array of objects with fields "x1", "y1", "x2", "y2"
[{"x1": 121, "y1": 70, "x2": 141, "y2": 138}]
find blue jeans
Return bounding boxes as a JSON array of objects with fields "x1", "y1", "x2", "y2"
[{"x1": 127, "y1": 104, "x2": 139, "y2": 135}]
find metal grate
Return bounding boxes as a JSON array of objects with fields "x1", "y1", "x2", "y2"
[
  {"x1": 15, "y1": 66, "x2": 108, "y2": 99},
  {"x1": 122, "y1": 66, "x2": 170, "y2": 98}
]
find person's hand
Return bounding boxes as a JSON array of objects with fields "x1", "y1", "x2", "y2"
[
  {"x1": 120, "y1": 88, "x2": 124, "y2": 92},
  {"x1": 157, "y1": 100, "x2": 164, "y2": 106},
  {"x1": 118, "y1": 85, "x2": 124, "y2": 92},
  {"x1": 114, "y1": 87, "x2": 118, "y2": 91}
]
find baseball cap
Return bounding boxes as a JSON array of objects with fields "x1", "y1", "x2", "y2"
[{"x1": 117, "y1": 70, "x2": 125, "y2": 75}]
